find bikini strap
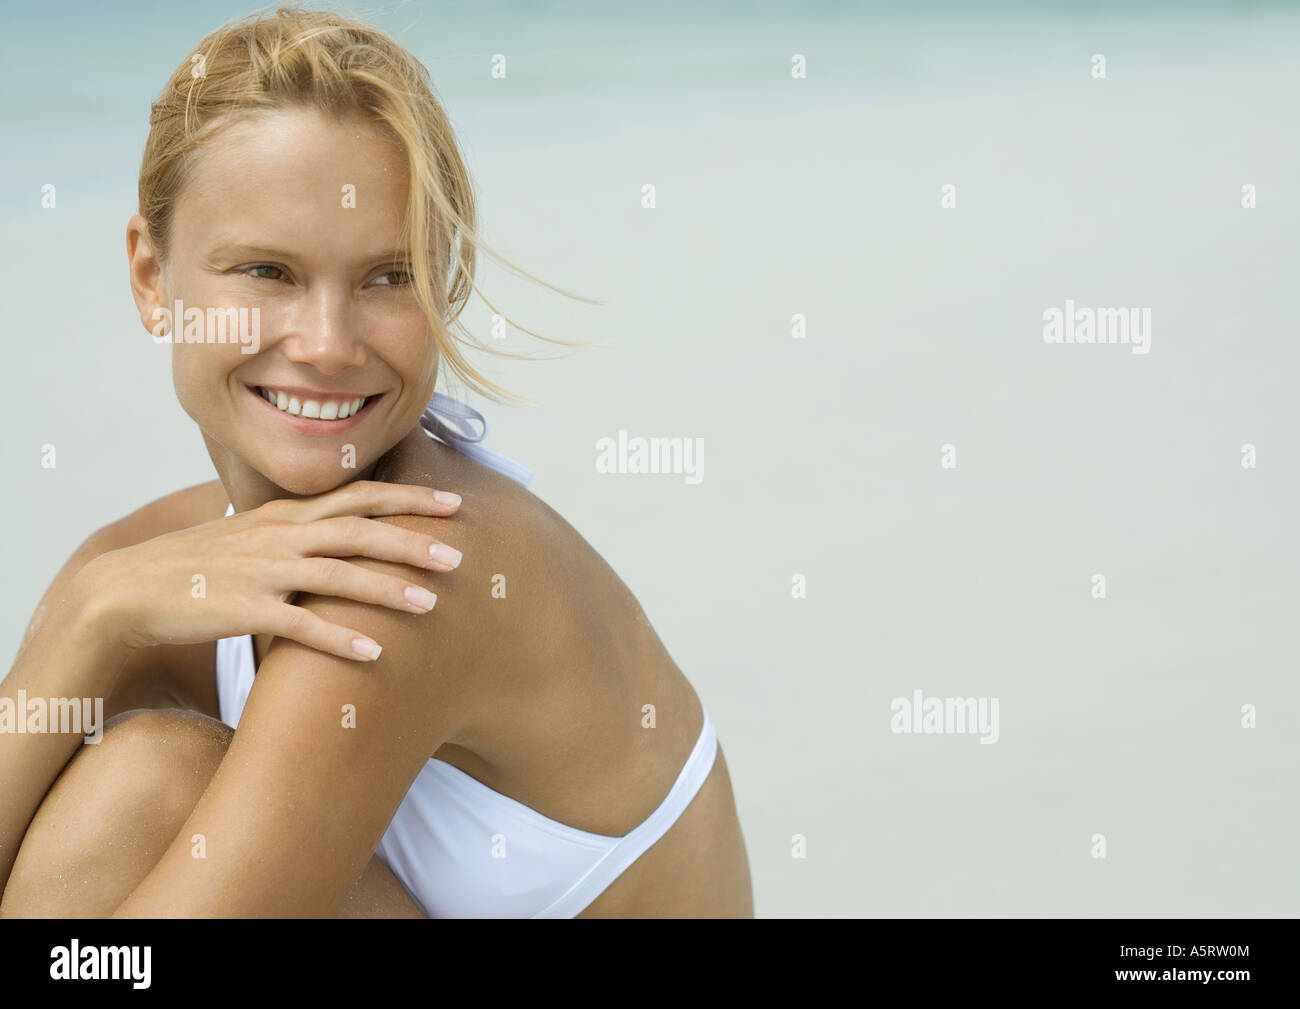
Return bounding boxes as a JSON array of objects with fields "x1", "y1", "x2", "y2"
[{"x1": 418, "y1": 391, "x2": 534, "y2": 489}]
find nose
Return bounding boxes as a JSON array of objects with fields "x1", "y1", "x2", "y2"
[{"x1": 277, "y1": 284, "x2": 367, "y2": 374}]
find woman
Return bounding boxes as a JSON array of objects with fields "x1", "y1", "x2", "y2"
[{"x1": 0, "y1": 7, "x2": 752, "y2": 918}]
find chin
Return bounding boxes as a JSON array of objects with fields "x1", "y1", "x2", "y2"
[{"x1": 261, "y1": 461, "x2": 365, "y2": 498}]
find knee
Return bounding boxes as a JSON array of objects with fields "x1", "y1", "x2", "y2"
[
  {"x1": 1, "y1": 708, "x2": 234, "y2": 916},
  {"x1": 70, "y1": 708, "x2": 235, "y2": 819},
  {"x1": 98, "y1": 706, "x2": 234, "y2": 775}
]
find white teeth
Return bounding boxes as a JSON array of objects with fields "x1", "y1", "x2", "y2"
[{"x1": 258, "y1": 387, "x2": 367, "y2": 421}]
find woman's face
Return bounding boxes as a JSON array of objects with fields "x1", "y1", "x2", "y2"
[{"x1": 128, "y1": 105, "x2": 437, "y2": 497}]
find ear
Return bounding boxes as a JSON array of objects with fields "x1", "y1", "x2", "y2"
[{"x1": 126, "y1": 215, "x2": 170, "y2": 341}]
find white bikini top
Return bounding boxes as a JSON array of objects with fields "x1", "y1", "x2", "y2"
[{"x1": 213, "y1": 393, "x2": 718, "y2": 917}]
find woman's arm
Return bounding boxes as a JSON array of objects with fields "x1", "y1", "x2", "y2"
[
  {"x1": 111, "y1": 513, "x2": 484, "y2": 917},
  {"x1": 2, "y1": 481, "x2": 465, "y2": 912},
  {"x1": 0, "y1": 526, "x2": 137, "y2": 897}
]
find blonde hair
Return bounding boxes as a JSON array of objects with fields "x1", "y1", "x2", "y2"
[{"x1": 139, "y1": 4, "x2": 600, "y2": 405}]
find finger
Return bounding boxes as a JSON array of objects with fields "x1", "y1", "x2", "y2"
[
  {"x1": 264, "y1": 603, "x2": 387, "y2": 662},
  {"x1": 289, "y1": 481, "x2": 462, "y2": 523},
  {"x1": 282, "y1": 557, "x2": 439, "y2": 615},
  {"x1": 290, "y1": 516, "x2": 463, "y2": 572}
]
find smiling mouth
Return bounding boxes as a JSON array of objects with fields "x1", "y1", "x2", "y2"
[{"x1": 253, "y1": 385, "x2": 380, "y2": 421}]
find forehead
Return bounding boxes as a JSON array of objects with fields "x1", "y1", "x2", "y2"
[{"x1": 173, "y1": 106, "x2": 410, "y2": 255}]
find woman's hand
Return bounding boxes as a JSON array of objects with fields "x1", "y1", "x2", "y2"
[{"x1": 75, "y1": 481, "x2": 464, "y2": 661}]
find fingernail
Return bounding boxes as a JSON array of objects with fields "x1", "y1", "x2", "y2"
[
  {"x1": 434, "y1": 491, "x2": 461, "y2": 507},
  {"x1": 430, "y1": 543, "x2": 462, "y2": 568},
  {"x1": 405, "y1": 585, "x2": 437, "y2": 611},
  {"x1": 353, "y1": 637, "x2": 382, "y2": 660}
]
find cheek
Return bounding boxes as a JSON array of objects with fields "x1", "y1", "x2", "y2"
[
  {"x1": 373, "y1": 309, "x2": 439, "y2": 382},
  {"x1": 170, "y1": 343, "x2": 250, "y2": 408}
]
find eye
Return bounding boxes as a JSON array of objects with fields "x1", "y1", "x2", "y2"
[
  {"x1": 243, "y1": 264, "x2": 287, "y2": 282},
  {"x1": 370, "y1": 269, "x2": 413, "y2": 287}
]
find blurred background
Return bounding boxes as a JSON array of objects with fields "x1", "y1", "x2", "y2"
[{"x1": 1, "y1": 0, "x2": 1298, "y2": 916}]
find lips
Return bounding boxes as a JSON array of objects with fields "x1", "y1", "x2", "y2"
[
  {"x1": 254, "y1": 385, "x2": 377, "y2": 420},
  {"x1": 246, "y1": 383, "x2": 382, "y2": 432}
]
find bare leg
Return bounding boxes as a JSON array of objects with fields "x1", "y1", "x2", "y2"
[{"x1": 0, "y1": 707, "x2": 424, "y2": 918}]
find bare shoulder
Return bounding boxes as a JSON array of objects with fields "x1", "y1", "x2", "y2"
[
  {"x1": 27, "y1": 478, "x2": 227, "y2": 627},
  {"x1": 369, "y1": 430, "x2": 636, "y2": 679},
  {"x1": 98, "y1": 480, "x2": 230, "y2": 548},
  {"x1": 373, "y1": 429, "x2": 596, "y2": 608}
]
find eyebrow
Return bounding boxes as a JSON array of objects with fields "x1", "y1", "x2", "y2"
[{"x1": 207, "y1": 241, "x2": 410, "y2": 264}]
